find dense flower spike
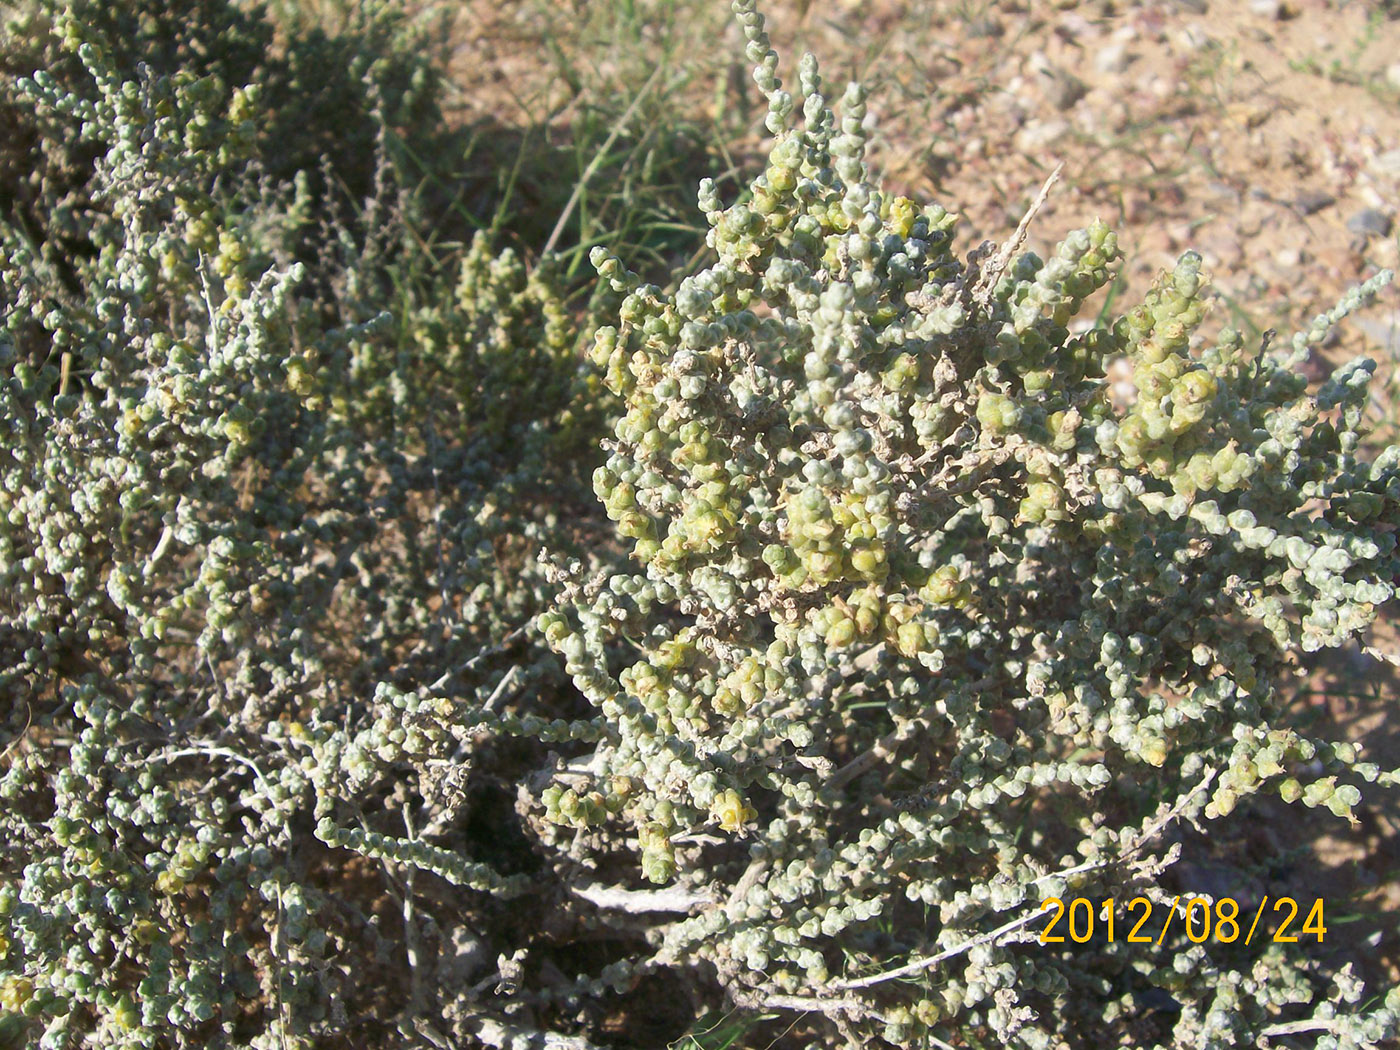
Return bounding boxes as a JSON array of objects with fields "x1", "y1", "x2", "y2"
[{"x1": 538, "y1": 2, "x2": 1400, "y2": 1046}]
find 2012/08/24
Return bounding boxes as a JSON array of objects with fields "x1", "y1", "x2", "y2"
[{"x1": 1038, "y1": 896, "x2": 1327, "y2": 946}]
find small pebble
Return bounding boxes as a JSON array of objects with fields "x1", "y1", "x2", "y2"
[
  {"x1": 1388, "y1": 62, "x2": 1400, "y2": 91},
  {"x1": 1369, "y1": 149, "x2": 1400, "y2": 178},
  {"x1": 1173, "y1": 0, "x2": 1208, "y2": 12},
  {"x1": 1250, "y1": 0, "x2": 1282, "y2": 18},
  {"x1": 1041, "y1": 67, "x2": 1088, "y2": 111},
  {"x1": 1293, "y1": 190, "x2": 1335, "y2": 216},
  {"x1": 1095, "y1": 43, "x2": 1132, "y2": 74},
  {"x1": 1055, "y1": 13, "x2": 1094, "y2": 41},
  {"x1": 1346, "y1": 209, "x2": 1392, "y2": 238},
  {"x1": 1173, "y1": 24, "x2": 1211, "y2": 52},
  {"x1": 1355, "y1": 314, "x2": 1400, "y2": 354},
  {"x1": 1017, "y1": 118, "x2": 1072, "y2": 151}
]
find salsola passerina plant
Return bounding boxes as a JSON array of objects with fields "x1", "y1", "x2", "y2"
[
  {"x1": 538, "y1": 1, "x2": 1400, "y2": 1046},
  {"x1": 0, "y1": 9, "x2": 598, "y2": 1049}
]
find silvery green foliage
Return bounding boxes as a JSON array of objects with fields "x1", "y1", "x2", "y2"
[
  {"x1": 3, "y1": 1, "x2": 1399, "y2": 1047},
  {"x1": 0, "y1": 17, "x2": 595, "y2": 1049},
  {"x1": 539, "y1": 2, "x2": 1400, "y2": 1045},
  {"x1": 0, "y1": 0, "x2": 446, "y2": 281}
]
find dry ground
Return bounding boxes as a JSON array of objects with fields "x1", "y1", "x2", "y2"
[{"x1": 437, "y1": 0, "x2": 1400, "y2": 364}]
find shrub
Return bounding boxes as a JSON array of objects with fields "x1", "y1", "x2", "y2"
[
  {"x1": 537, "y1": 2, "x2": 1400, "y2": 1046},
  {"x1": 0, "y1": 0, "x2": 447, "y2": 278},
  {"x1": 0, "y1": 13, "x2": 598, "y2": 1049},
  {"x1": 4, "y1": 1, "x2": 1399, "y2": 1048}
]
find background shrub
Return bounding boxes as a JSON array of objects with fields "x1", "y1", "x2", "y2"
[
  {"x1": 0, "y1": 0, "x2": 448, "y2": 277},
  {"x1": 0, "y1": 8, "x2": 602, "y2": 1048}
]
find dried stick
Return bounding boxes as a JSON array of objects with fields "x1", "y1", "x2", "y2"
[{"x1": 971, "y1": 164, "x2": 1063, "y2": 309}]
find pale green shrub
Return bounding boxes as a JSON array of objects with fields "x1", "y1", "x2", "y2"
[
  {"x1": 4, "y1": 1, "x2": 1399, "y2": 1048},
  {"x1": 536, "y1": 3, "x2": 1400, "y2": 1046},
  {"x1": 0, "y1": 12, "x2": 598, "y2": 1049},
  {"x1": 0, "y1": 0, "x2": 446, "y2": 275}
]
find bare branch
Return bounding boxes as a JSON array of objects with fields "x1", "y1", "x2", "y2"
[
  {"x1": 972, "y1": 164, "x2": 1064, "y2": 309},
  {"x1": 1258, "y1": 1017, "x2": 1346, "y2": 1047},
  {"x1": 832, "y1": 907, "x2": 1048, "y2": 991},
  {"x1": 570, "y1": 880, "x2": 712, "y2": 914}
]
